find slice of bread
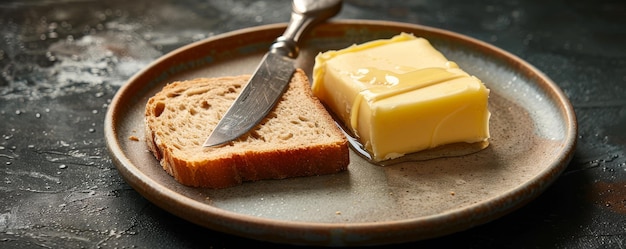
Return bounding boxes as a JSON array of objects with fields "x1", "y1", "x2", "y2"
[{"x1": 145, "y1": 69, "x2": 349, "y2": 188}]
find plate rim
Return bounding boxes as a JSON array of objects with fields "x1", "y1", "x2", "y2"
[{"x1": 104, "y1": 19, "x2": 577, "y2": 246}]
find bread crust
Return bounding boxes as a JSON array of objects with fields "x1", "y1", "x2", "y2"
[{"x1": 145, "y1": 69, "x2": 349, "y2": 188}]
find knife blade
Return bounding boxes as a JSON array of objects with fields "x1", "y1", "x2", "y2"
[{"x1": 204, "y1": 0, "x2": 342, "y2": 147}]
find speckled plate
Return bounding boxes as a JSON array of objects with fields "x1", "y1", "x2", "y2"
[{"x1": 104, "y1": 20, "x2": 576, "y2": 246}]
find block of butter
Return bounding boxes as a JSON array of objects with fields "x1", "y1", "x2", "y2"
[{"x1": 312, "y1": 33, "x2": 490, "y2": 162}]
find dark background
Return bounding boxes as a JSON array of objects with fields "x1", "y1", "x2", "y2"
[{"x1": 1, "y1": 0, "x2": 625, "y2": 248}]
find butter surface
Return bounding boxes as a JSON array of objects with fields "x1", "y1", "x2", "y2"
[{"x1": 312, "y1": 33, "x2": 490, "y2": 161}]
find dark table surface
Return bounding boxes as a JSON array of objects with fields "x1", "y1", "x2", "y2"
[{"x1": 1, "y1": 0, "x2": 625, "y2": 248}]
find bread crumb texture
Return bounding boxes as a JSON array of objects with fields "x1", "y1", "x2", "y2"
[{"x1": 145, "y1": 69, "x2": 349, "y2": 188}]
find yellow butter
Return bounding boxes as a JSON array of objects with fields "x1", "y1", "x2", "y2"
[{"x1": 312, "y1": 33, "x2": 490, "y2": 161}]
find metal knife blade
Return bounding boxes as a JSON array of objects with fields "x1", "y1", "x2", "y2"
[
  {"x1": 203, "y1": 53, "x2": 295, "y2": 147},
  {"x1": 203, "y1": 0, "x2": 342, "y2": 147}
]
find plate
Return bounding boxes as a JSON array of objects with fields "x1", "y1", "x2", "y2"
[{"x1": 104, "y1": 20, "x2": 577, "y2": 246}]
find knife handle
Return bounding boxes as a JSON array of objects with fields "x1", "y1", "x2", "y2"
[{"x1": 270, "y1": 0, "x2": 342, "y2": 59}]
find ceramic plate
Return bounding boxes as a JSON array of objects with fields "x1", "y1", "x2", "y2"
[{"x1": 104, "y1": 20, "x2": 577, "y2": 246}]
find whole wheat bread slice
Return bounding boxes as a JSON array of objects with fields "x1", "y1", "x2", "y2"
[{"x1": 145, "y1": 69, "x2": 349, "y2": 188}]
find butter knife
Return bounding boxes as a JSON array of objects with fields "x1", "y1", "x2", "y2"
[{"x1": 203, "y1": 0, "x2": 342, "y2": 147}]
